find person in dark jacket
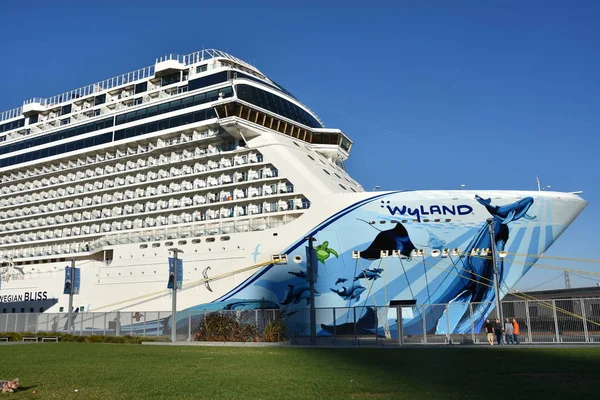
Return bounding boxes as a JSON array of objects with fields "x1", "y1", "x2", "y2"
[{"x1": 494, "y1": 318, "x2": 503, "y2": 345}]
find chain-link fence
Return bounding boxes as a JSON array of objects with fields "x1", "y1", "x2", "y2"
[{"x1": 1, "y1": 298, "x2": 599, "y2": 345}]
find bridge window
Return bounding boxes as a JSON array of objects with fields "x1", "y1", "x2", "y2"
[{"x1": 236, "y1": 84, "x2": 322, "y2": 128}]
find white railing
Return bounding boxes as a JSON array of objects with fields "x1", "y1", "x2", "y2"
[
  {"x1": 0, "y1": 107, "x2": 23, "y2": 123},
  {"x1": 22, "y1": 66, "x2": 155, "y2": 109},
  {"x1": 157, "y1": 49, "x2": 260, "y2": 75}
]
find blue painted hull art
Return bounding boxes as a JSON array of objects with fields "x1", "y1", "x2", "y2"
[
  {"x1": 216, "y1": 191, "x2": 405, "y2": 302},
  {"x1": 173, "y1": 193, "x2": 573, "y2": 336}
]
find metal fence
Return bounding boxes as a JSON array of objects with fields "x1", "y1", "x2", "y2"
[
  {"x1": 0, "y1": 309, "x2": 282, "y2": 342},
  {"x1": 1, "y1": 298, "x2": 599, "y2": 345}
]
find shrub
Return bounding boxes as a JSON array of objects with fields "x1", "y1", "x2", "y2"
[
  {"x1": 193, "y1": 313, "x2": 258, "y2": 342},
  {"x1": 262, "y1": 319, "x2": 287, "y2": 342}
]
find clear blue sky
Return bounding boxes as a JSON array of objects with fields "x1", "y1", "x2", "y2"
[{"x1": 1, "y1": 0, "x2": 598, "y2": 290}]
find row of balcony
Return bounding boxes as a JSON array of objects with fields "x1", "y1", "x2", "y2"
[
  {"x1": 1, "y1": 143, "x2": 260, "y2": 207},
  {"x1": 0, "y1": 191, "x2": 307, "y2": 246},
  {"x1": 0, "y1": 211, "x2": 303, "y2": 260},
  {"x1": 0, "y1": 128, "x2": 221, "y2": 186},
  {"x1": 0, "y1": 157, "x2": 269, "y2": 214},
  {"x1": 0, "y1": 176, "x2": 289, "y2": 227}
]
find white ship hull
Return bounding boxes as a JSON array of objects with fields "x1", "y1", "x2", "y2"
[{"x1": 0, "y1": 189, "x2": 586, "y2": 334}]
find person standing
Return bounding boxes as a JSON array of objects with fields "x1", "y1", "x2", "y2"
[
  {"x1": 484, "y1": 319, "x2": 495, "y2": 345},
  {"x1": 504, "y1": 318, "x2": 514, "y2": 344},
  {"x1": 512, "y1": 318, "x2": 520, "y2": 345},
  {"x1": 494, "y1": 318, "x2": 503, "y2": 345}
]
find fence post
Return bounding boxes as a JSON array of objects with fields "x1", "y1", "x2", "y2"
[
  {"x1": 80, "y1": 313, "x2": 84, "y2": 335},
  {"x1": 255, "y1": 310, "x2": 259, "y2": 333},
  {"x1": 116, "y1": 311, "x2": 121, "y2": 336},
  {"x1": 469, "y1": 303, "x2": 475, "y2": 343},
  {"x1": 353, "y1": 307, "x2": 358, "y2": 346},
  {"x1": 445, "y1": 304, "x2": 451, "y2": 344},
  {"x1": 552, "y1": 300, "x2": 560, "y2": 343},
  {"x1": 103, "y1": 313, "x2": 107, "y2": 336},
  {"x1": 25, "y1": 314, "x2": 29, "y2": 334},
  {"x1": 525, "y1": 301, "x2": 532, "y2": 344},
  {"x1": 375, "y1": 306, "x2": 379, "y2": 345},
  {"x1": 396, "y1": 305, "x2": 403, "y2": 346},
  {"x1": 332, "y1": 308, "x2": 336, "y2": 346},
  {"x1": 4, "y1": 314, "x2": 7, "y2": 332},
  {"x1": 422, "y1": 305, "x2": 427, "y2": 344},
  {"x1": 14, "y1": 314, "x2": 18, "y2": 332},
  {"x1": 143, "y1": 313, "x2": 146, "y2": 337},
  {"x1": 581, "y1": 299, "x2": 589, "y2": 343}
]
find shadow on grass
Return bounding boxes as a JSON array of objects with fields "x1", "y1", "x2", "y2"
[{"x1": 300, "y1": 347, "x2": 600, "y2": 399}]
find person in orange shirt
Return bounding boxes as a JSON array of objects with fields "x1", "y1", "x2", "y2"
[{"x1": 512, "y1": 318, "x2": 520, "y2": 345}]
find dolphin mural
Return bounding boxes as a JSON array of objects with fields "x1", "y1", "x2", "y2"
[
  {"x1": 359, "y1": 222, "x2": 416, "y2": 259},
  {"x1": 330, "y1": 284, "x2": 366, "y2": 302},
  {"x1": 288, "y1": 271, "x2": 309, "y2": 279},
  {"x1": 354, "y1": 268, "x2": 384, "y2": 282},
  {"x1": 281, "y1": 284, "x2": 319, "y2": 305}
]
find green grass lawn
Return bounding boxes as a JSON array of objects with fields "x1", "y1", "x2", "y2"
[{"x1": 1, "y1": 344, "x2": 599, "y2": 400}]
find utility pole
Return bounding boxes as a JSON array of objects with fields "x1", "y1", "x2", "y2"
[
  {"x1": 486, "y1": 219, "x2": 503, "y2": 322},
  {"x1": 168, "y1": 248, "x2": 183, "y2": 343},
  {"x1": 67, "y1": 259, "x2": 75, "y2": 334},
  {"x1": 564, "y1": 271, "x2": 571, "y2": 289},
  {"x1": 305, "y1": 236, "x2": 317, "y2": 345}
]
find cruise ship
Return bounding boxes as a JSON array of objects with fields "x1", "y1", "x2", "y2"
[{"x1": 0, "y1": 49, "x2": 587, "y2": 336}]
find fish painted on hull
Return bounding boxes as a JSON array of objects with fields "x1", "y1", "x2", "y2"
[{"x1": 359, "y1": 222, "x2": 416, "y2": 259}]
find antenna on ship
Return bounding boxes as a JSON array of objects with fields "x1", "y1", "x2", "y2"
[{"x1": 536, "y1": 176, "x2": 551, "y2": 191}]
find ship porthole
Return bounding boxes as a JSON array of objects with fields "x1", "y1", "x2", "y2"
[{"x1": 293, "y1": 255, "x2": 302, "y2": 264}]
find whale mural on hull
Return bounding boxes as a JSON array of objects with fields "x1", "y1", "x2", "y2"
[{"x1": 165, "y1": 192, "x2": 573, "y2": 338}]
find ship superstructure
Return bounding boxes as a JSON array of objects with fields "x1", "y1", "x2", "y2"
[{"x1": 0, "y1": 50, "x2": 587, "y2": 336}]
